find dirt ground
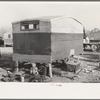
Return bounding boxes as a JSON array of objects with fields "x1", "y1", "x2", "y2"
[
  {"x1": 51, "y1": 62, "x2": 100, "y2": 83},
  {"x1": 0, "y1": 47, "x2": 100, "y2": 83},
  {"x1": 51, "y1": 50, "x2": 100, "y2": 83}
]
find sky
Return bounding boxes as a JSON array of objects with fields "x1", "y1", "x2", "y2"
[{"x1": 0, "y1": 1, "x2": 100, "y2": 30}]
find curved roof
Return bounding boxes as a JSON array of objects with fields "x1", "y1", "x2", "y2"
[
  {"x1": 12, "y1": 15, "x2": 62, "y2": 24},
  {"x1": 12, "y1": 15, "x2": 83, "y2": 26}
]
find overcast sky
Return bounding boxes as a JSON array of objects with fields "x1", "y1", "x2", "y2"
[{"x1": 0, "y1": 1, "x2": 100, "y2": 30}]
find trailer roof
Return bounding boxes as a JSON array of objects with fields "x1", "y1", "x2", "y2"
[
  {"x1": 12, "y1": 15, "x2": 61, "y2": 23},
  {"x1": 12, "y1": 15, "x2": 83, "y2": 26}
]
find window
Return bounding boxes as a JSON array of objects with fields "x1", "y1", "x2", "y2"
[
  {"x1": 20, "y1": 21, "x2": 39, "y2": 31},
  {"x1": 8, "y1": 34, "x2": 11, "y2": 38},
  {"x1": 29, "y1": 24, "x2": 34, "y2": 29}
]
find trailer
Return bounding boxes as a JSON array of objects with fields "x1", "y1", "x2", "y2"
[
  {"x1": 12, "y1": 16, "x2": 84, "y2": 79},
  {"x1": 83, "y1": 29, "x2": 100, "y2": 52},
  {"x1": 83, "y1": 35, "x2": 100, "y2": 52},
  {"x1": 83, "y1": 40, "x2": 100, "y2": 52}
]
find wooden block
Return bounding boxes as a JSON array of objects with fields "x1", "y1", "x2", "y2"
[
  {"x1": 48, "y1": 63, "x2": 52, "y2": 78},
  {"x1": 66, "y1": 60, "x2": 81, "y2": 73}
]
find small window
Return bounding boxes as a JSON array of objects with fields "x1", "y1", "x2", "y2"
[
  {"x1": 21, "y1": 24, "x2": 29, "y2": 30},
  {"x1": 8, "y1": 34, "x2": 11, "y2": 38},
  {"x1": 21, "y1": 26, "x2": 25, "y2": 30},
  {"x1": 21, "y1": 21, "x2": 39, "y2": 31},
  {"x1": 29, "y1": 24, "x2": 34, "y2": 29}
]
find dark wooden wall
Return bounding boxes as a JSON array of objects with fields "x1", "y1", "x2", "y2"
[{"x1": 13, "y1": 33, "x2": 51, "y2": 55}]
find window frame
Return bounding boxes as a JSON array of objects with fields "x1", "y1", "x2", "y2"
[
  {"x1": 20, "y1": 20, "x2": 40, "y2": 31},
  {"x1": 8, "y1": 34, "x2": 11, "y2": 38}
]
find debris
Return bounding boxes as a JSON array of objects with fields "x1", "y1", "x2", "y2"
[
  {"x1": 1, "y1": 77, "x2": 10, "y2": 82},
  {"x1": 28, "y1": 74, "x2": 42, "y2": 82},
  {"x1": 14, "y1": 71, "x2": 25, "y2": 76},
  {"x1": 61, "y1": 71, "x2": 67, "y2": 77},
  {"x1": 52, "y1": 68, "x2": 62, "y2": 76},
  {"x1": 65, "y1": 72, "x2": 79, "y2": 80},
  {"x1": 0, "y1": 67, "x2": 8, "y2": 77}
]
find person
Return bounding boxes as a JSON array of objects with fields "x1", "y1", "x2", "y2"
[
  {"x1": 29, "y1": 65, "x2": 42, "y2": 82},
  {"x1": 86, "y1": 36, "x2": 90, "y2": 43},
  {"x1": 83, "y1": 36, "x2": 90, "y2": 44},
  {"x1": 30, "y1": 66, "x2": 38, "y2": 75},
  {"x1": 39, "y1": 64, "x2": 47, "y2": 82}
]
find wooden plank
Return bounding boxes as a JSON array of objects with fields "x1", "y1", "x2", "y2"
[
  {"x1": 48, "y1": 63, "x2": 52, "y2": 78},
  {"x1": 12, "y1": 53, "x2": 51, "y2": 63}
]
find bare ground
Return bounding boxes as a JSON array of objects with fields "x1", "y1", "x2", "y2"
[{"x1": 0, "y1": 47, "x2": 100, "y2": 83}]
